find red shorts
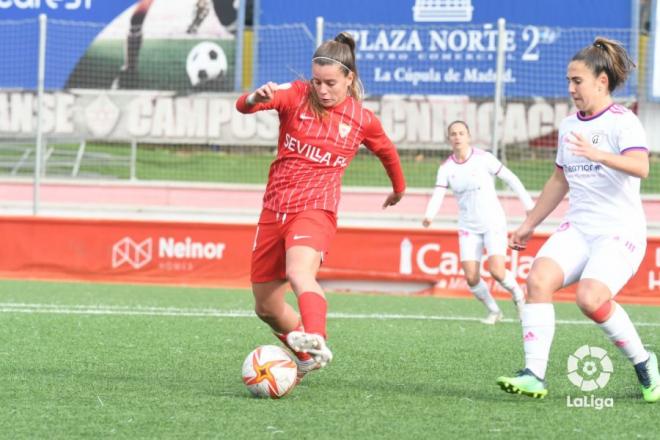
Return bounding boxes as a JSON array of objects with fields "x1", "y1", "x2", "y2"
[{"x1": 250, "y1": 208, "x2": 337, "y2": 283}]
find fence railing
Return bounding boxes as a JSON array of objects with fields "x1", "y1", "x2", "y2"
[{"x1": 1, "y1": 16, "x2": 658, "y2": 215}]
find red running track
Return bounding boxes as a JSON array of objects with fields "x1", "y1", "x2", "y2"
[{"x1": 1, "y1": 180, "x2": 660, "y2": 231}]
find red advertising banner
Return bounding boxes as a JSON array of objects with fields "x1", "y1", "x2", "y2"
[
  {"x1": 0, "y1": 217, "x2": 254, "y2": 287},
  {"x1": 325, "y1": 227, "x2": 660, "y2": 305},
  {"x1": 0, "y1": 216, "x2": 658, "y2": 305}
]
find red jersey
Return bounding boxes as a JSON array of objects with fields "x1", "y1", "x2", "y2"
[{"x1": 236, "y1": 80, "x2": 405, "y2": 214}]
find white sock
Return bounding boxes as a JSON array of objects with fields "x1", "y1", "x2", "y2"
[
  {"x1": 522, "y1": 303, "x2": 555, "y2": 379},
  {"x1": 498, "y1": 270, "x2": 525, "y2": 303},
  {"x1": 598, "y1": 303, "x2": 649, "y2": 365},
  {"x1": 469, "y1": 279, "x2": 500, "y2": 314}
]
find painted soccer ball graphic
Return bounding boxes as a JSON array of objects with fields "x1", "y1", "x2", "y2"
[
  {"x1": 241, "y1": 345, "x2": 298, "y2": 398},
  {"x1": 186, "y1": 41, "x2": 228, "y2": 86}
]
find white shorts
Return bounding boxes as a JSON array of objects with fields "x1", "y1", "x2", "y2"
[
  {"x1": 535, "y1": 221, "x2": 646, "y2": 296},
  {"x1": 458, "y1": 228, "x2": 508, "y2": 262}
]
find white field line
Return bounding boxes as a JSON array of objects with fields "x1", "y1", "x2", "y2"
[{"x1": 0, "y1": 302, "x2": 658, "y2": 327}]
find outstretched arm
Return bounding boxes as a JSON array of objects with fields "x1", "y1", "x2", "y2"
[
  {"x1": 378, "y1": 151, "x2": 406, "y2": 209},
  {"x1": 235, "y1": 81, "x2": 280, "y2": 113},
  {"x1": 422, "y1": 185, "x2": 447, "y2": 227},
  {"x1": 496, "y1": 166, "x2": 534, "y2": 211},
  {"x1": 361, "y1": 116, "x2": 406, "y2": 209},
  {"x1": 509, "y1": 167, "x2": 568, "y2": 250}
]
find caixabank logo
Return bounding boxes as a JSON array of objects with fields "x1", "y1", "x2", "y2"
[{"x1": 112, "y1": 236, "x2": 226, "y2": 270}]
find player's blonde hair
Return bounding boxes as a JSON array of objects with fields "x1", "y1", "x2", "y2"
[
  {"x1": 571, "y1": 37, "x2": 636, "y2": 92},
  {"x1": 307, "y1": 32, "x2": 364, "y2": 118}
]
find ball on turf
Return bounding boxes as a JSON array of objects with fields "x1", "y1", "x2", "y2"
[{"x1": 241, "y1": 345, "x2": 298, "y2": 398}]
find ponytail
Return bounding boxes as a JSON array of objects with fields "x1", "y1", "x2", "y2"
[{"x1": 571, "y1": 36, "x2": 636, "y2": 92}]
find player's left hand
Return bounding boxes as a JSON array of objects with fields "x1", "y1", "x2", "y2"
[
  {"x1": 382, "y1": 191, "x2": 404, "y2": 209},
  {"x1": 567, "y1": 131, "x2": 603, "y2": 162}
]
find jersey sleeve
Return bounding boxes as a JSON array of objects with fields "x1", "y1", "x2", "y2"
[
  {"x1": 617, "y1": 113, "x2": 648, "y2": 154},
  {"x1": 235, "y1": 81, "x2": 304, "y2": 115},
  {"x1": 555, "y1": 125, "x2": 566, "y2": 168},
  {"x1": 362, "y1": 113, "x2": 406, "y2": 193},
  {"x1": 484, "y1": 151, "x2": 504, "y2": 175},
  {"x1": 424, "y1": 164, "x2": 448, "y2": 220},
  {"x1": 497, "y1": 166, "x2": 535, "y2": 211},
  {"x1": 434, "y1": 162, "x2": 449, "y2": 188}
]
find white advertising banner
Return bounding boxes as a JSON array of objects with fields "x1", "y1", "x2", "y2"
[{"x1": 0, "y1": 89, "x2": 601, "y2": 149}]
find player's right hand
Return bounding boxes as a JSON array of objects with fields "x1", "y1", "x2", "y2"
[
  {"x1": 382, "y1": 191, "x2": 404, "y2": 209},
  {"x1": 251, "y1": 82, "x2": 279, "y2": 104},
  {"x1": 509, "y1": 224, "x2": 533, "y2": 251}
]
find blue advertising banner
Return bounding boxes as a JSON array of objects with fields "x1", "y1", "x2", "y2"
[
  {"x1": 0, "y1": 1, "x2": 134, "y2": 89},
  {"x1": 256, "y1": 0, "x2": 637, "y2": 97},
  {"x1": 0, "y1": 1, "x2": 128, "y2": 20},
  {"x1": 0, "y1": 0, "x2": 240, "y2": 91}
]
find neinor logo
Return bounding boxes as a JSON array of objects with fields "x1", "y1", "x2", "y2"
[{"x1": 159, "y1": 237, "x2": 226, "y2": 260}]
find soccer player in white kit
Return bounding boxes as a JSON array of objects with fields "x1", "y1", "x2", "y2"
[
  {"x1": 497, "y1": 37, "x2": 660, "y2": 402},
  {"x1": 423, "y1": 121, "x2": 534, "y2": 324}
]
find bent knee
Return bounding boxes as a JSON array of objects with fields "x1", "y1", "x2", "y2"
[
  {"x1": 464, "y1": 274, "x2": 481, "y2": 287},
  {"x1": 577, "y1": 299, "x2": 612, "y2": 323},
  {"x1": 254, "y1": 303, "x2": 280, "y2": 322},
  {"x1": 489, "y1": 269, "x2": 505, "y2": 283},
  {"x1": 576, "y1": 286, "x2": 612, "y2": 322},
  {"x1": 286, "y1": 267, "x2": 315, "y2": 285},
  {"x1": 526, "y1": 271, "x2": 560, "y2": 301},
  {"x1": 526, "y1": 272, "x2": 550, "y2": 294}
]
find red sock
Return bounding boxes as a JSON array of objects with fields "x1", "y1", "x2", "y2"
[
  {"x1": 298, "y1": 292, "x2": 327, "y2": 339},
  {"x1": 274, "y1": 323, "x2": 313, "y2": 361}
]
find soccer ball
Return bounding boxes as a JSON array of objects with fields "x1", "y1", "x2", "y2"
[
  {"x1": 186, "y1": 41, "x2": 228, "y2": 86},
  {"x1": 241, "y1": 345, "x2": 298, "y2": 398}
]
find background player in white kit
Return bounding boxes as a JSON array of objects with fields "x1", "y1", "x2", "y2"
[
  {"x1": 497, "y1": 37, "x2": 660, "y2": 403},
  {"x1": 423, "y1": 121, "x2": 534, "y2": 324}
]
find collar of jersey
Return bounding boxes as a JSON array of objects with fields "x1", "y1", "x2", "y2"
[
  {"x1": 577, "y1": 103, "x2": 614, "y2": 121},
  {"x1": 325, "y1": 95, "x2": 352, "y2": 112},
  {"x1": 451, "y1": 147, "x2": 474, "y2": 164}
]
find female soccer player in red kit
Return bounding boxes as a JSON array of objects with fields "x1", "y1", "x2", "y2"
[{"x1": 235, "y1": 32, "x2": 406, "y2": 379}]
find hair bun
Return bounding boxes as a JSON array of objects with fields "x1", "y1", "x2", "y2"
[{"x1": 334, "y1": 32, "x2": 356, "y2": 52}]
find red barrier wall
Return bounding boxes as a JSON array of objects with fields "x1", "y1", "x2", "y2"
[{"x1": 1, "y1": 216, "x2": 659, "y2": 304}]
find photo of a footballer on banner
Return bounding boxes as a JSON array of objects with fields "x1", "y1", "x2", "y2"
[
  {"x1": 0, "y1": 0, "x2": 241, "y2": 92},
  {"x1": 66, "y1": 0, "x2": 239, "y2": 92}
]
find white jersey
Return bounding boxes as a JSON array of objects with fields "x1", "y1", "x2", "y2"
[
  {"x1": 425, "y1": 148, "x2": 533, "y2": 233},
  {"x1": 556, "y1": 104, "x2": 648, "y2": 238}
]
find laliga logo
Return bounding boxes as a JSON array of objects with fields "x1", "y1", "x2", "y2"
[
  {"x1": 0, "y1": 0, "x2": 92, "y2": 10},
  {"x1": 566, "y1": 345, "x2": 615, "y2": 409},
  {"x1": 567, "y1": 345, "x2": 613, "y2": 391},
  {"x1": 112, "y1": 237, "x2": 152, "y2": 270}
]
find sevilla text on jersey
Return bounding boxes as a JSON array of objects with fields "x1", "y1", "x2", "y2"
[{"x1": 283, "y1": 133, "x2": 348, "y2": 167}]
